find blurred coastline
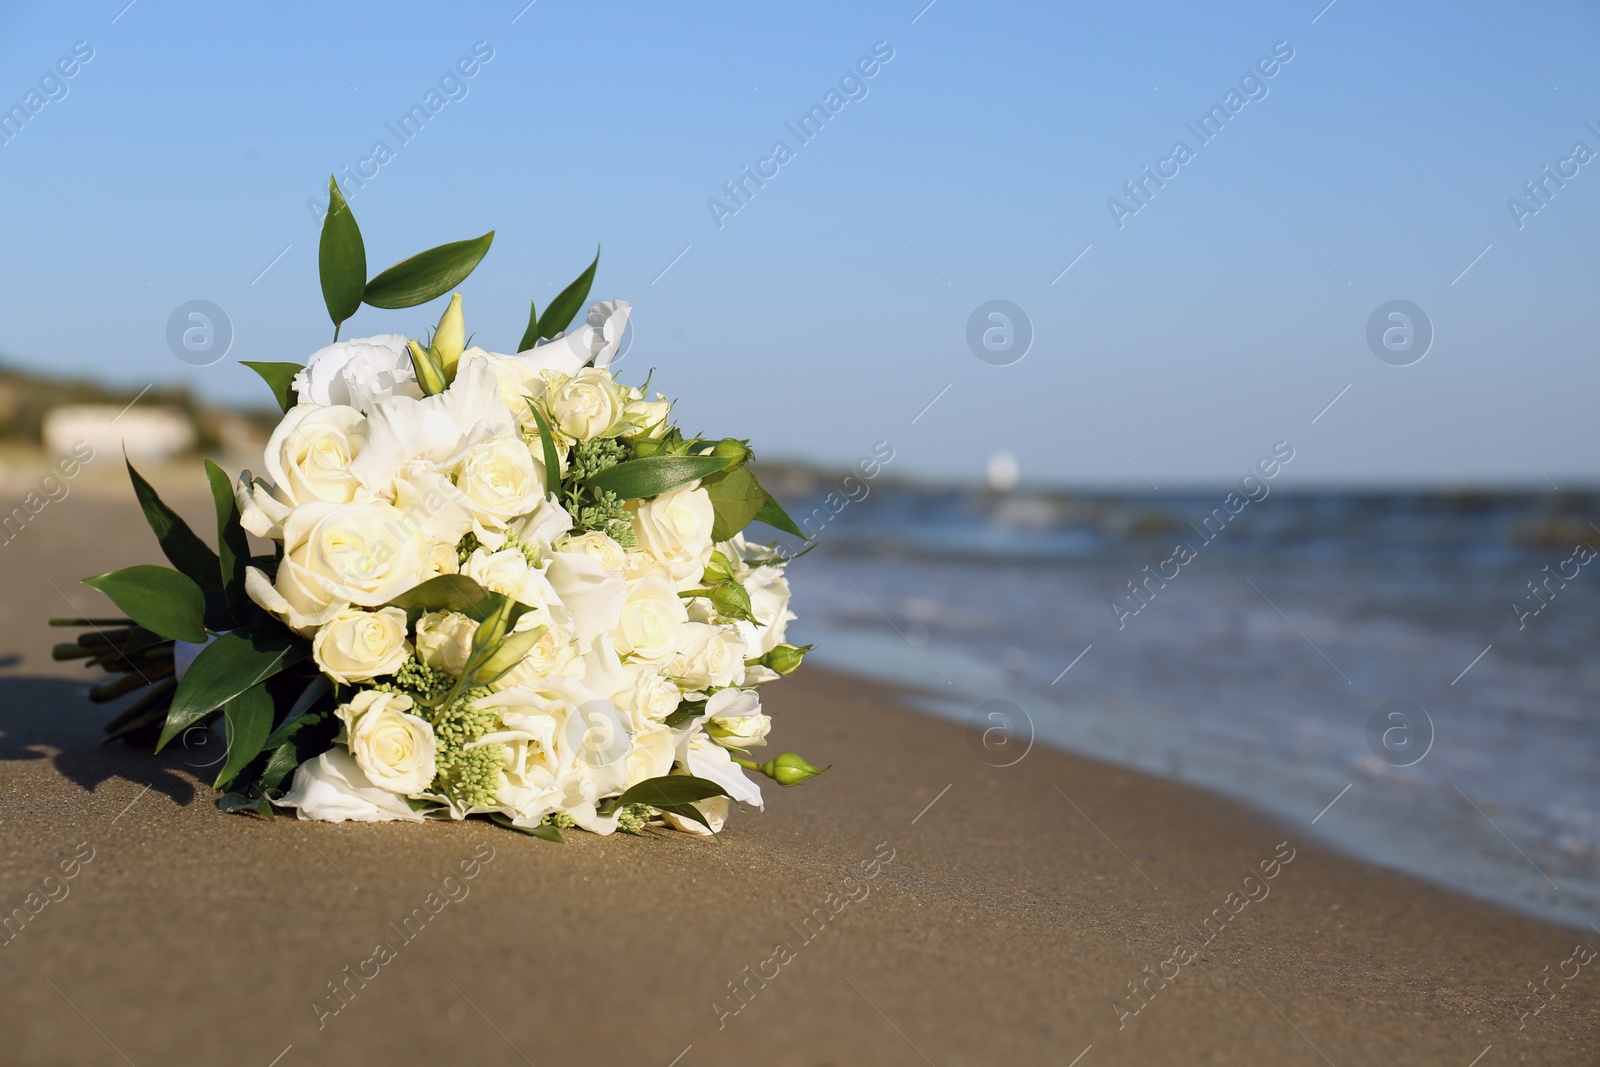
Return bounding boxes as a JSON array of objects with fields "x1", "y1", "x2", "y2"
[{"x1": 773, "y1": 469, "x2": 1600, "y2": 930}]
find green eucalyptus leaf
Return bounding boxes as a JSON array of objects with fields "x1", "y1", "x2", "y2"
[
  {"x1": 615, "y1": 774, "x2": 731, "y2": 809},
  {"x1": 536, "y1": 248, "x2": 599, "y2": 340},
  {"x1": 704, "y1": 466, "x2": 766, "y2": 542},
  {"x1": 384, "y1": 574, "x2": 494, "y2": 626},
  {"x1": 528, "y1": 404, "x2": 562, "y2": 489},
  {"x1": 584, "y1": 455, "x2": 731, "y2": 500},
  {"x1": 240, "y1": 362, "x2": 303, "y2": 413},
  {"x1": 363, "y1": 231, "x2": 494, "y2": 309},
  {"x1": 517, "y1": 299, "x2": 540, "y2": 353},
  {"x1": 157, "y1": 627, "x2": 306, "y2": 752},
  {"x1": 662, "y1": 699, "x2": 707, "y2": 728},
  {"x1": 81, "y1": 566, "x2": 207, "y2": 643},
  {"x1": 753, "y1": 491, "x2": 809, "y2": 540},
  {"x1": 215, "y1": 682, "x2": 275, "y2": 790},
  {"x1": 127, "y1": 459, "x2": 221, "y2": 589},
  {"x1": 204, "y1": 460, "x2": 250, "y2": 613},
  {"x1": 319, "y1": 176, "x2": 367, "y2": 334},
  {"x1": 490, "y1": 812, "x2": 564, "y2": 842}
]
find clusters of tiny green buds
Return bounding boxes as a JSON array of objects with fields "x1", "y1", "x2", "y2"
[
  {"x1": 455, "y1": 531, "x2": 485, "y2": 565},
  {"x1": 615, "y1": 803, "x2": 652, "y2": 835},
  {"x1": 433, "y1": 686, "x2": 494, "y2": 742},
  {"x1": 432, "y1": 741, "x2": 504, "y2": 808},
  {"x1": 541, "y1": 811, "x2": 577, "y2": 829},
  {"x1": 379, "y1": 656, "x2": 454, "y2": 703},
  {"x1": 563, "y1": 437, "x2": 637, "y2": 545}
]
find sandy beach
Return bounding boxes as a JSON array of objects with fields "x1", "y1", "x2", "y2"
[{"x1": 2, "y1": 488, "x2": 1597, "y2": 1066}]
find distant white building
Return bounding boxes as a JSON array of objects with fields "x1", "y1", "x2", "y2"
[{"x1": 43, "y1": 405, "x2": 195, "y2": 462}]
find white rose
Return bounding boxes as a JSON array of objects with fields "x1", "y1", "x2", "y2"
[
  {"x1": 557, "y1": 531, "x2": 627, "y2": 573},
  {"x1": 740, "y1": 567, "x2": 794, "y2": 656},
  {"x1": 614, "y1": 575, "x2": 688, "y2": 662},
  {"x1": 460, "y1": 547, "x2": 540, "y2": 604},
  {"x1": 419, "y1": 541, "x2": 461, "y2": 581},
  {"x1": 247, "y1": 500, "x2": 430, "y2": 634},
  {"x1": 628, "y1": 484, "x2": 715, "y2": 590},
  {"x1": 281, "y1": 749, "x2": 427, "y2": 823},
  {"x1": 263, "y1": 403, "x2": 368, "y2": 508},
  {"x1": 456, "y1": 436, "x2": 546, "y2": 529},
  {"x1": 490, "y1": 617, "x2": 582, "y2": 690},
  {"x1": 670, "y1": 623, "x2": 748, "y2": 690},
  {"x1": 624, "y1": 721, "x2": 676, "y2": 788},
  {"x1": 416, "y1": 610, "x2": 479, "y2": 676},
  {"x1": 705, "y1": 688, "x2": 769, "y2": 750},
  {"x1": 311, "y1": 606, "x2": 411, "y2": 685},
  {"x1": 336, "y1": 689, "x2": 437, "y2": 796},
  {"x1": 621, "y1": 387, "x2": 672, "y2": 438},
  {"x1": 615, "y1": 663, "x2": 682, "y2": 722},
  {"x1": 458, "y1": 347, "x2": 548, "y2": 432},
  {"x1": 541, "y1": 366, "x2": 624, "y2": 441},
  {"x1": 293, "y1": 334, "x2": 421, "y2": 412}
]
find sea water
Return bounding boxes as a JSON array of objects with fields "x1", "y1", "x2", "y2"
[{"x1": 780, "y1": 483, "x2": 1600, "y2": 931}]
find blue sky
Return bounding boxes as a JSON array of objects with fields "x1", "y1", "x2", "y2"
[{"x1": 1, "y1": 0, "x2": 1596, "y2": 487}]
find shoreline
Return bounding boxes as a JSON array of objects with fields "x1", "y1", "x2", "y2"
[{"x1": 1, "y1": 493, "x2": 1596, "y2": 1064}]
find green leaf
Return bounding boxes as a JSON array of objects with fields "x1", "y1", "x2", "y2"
[
  {"x1": 662, "y1": 699, "x2": 707, "y2": 728},
  {"x1": 615, "y1": 774, "x2": 730, "y2": 809},
  {"x1": 753, "y1": 491, "x2": 808, "y2": 540},
  {"x1": 384, "y1": 574, "x2": 495, "y2": 627},
  {"x1": 319, "y1": 176, "x2": 367, "y2": 335},
  {"x1": 362, "y1": 231, "x2": 494, "y2": 310},
  {"x1": 490, "y1": 812, "x2": 564, "y2": 842},
  {"x1": 82, "y1": 566, "x2": 207, "y2": 643},
  {"x1": 258, "y1": 707, "x2": 339, "y2": 794},
  {"x1": 705, "y1": 466, "x2": 766, "y2": 542},
  {"x1": 204, "y1": 460, "x2": 250, "y2": 613},
  {"x1": 528, "y1": 403, "x2": 562, "y2": 489},
  {"x1": 157, "y1": 627, "x2": 306, "y2": 752},
  {"x1": 585, "y1": 455, "x2": 732, "y2": 500},
  {"x1": 517, "y1": 299, "x2": 540, "y2": 353},
  {"x1": 536, "y1": 248, "x2": 599, "y2": 340},
  {"x1": 215, "y1": 682, "x2": 275, "y2": 790},
  {"x1": 127, "y1": 458, "x2": 221, "y2": 589},
  {"x1": 240, "y1": 362, "x2": 303, "y2": 413},
  {"x1": 471, "y1": 624, "x2": 547, "y2": 687}
]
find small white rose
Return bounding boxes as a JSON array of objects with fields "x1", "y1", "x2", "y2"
[
  {"x1": 489, "y1": 616, "x2": 582, "y2": 690},
  {"x1": 312, "y1": 606, "x2": 411, "y2": 685},
  {"x1": 262, "y1": 403, "x2": 368, "y2": 509},
  {"x1": 614, "y1": 575, "x2": 689, "y2": 662},
  {"x1": 670, "y1": 622, "x2": 748, "y2": 690},
  {"x1": 415, "y1": 610, "x2": 479, "y2": 677},
  {"x1": 705, "y1": 688, "x2": 769, "y2": 750},
  {"x1": 266, "y1": 501, "x2": 431, "y2": 633},
  {"x1": 628, "y1": 484, "x2": 715, "y2": 590},
  {"x1": 557, "y1": 530, "x2": 627, "y2": 573},
  {"x1": 541, "y1": 366, "x2": 624, "y2": 441},
  {"x1": 336, "y1": 690, "x2": 438, "y2": 796}
]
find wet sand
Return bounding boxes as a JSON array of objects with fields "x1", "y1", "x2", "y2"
[{"x1": 0, "y1": 486, "x2": 1596, "y2": 1066}]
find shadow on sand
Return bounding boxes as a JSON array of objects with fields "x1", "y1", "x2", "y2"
[{"x1": 0, "y1": 674, "x2": 204, "y2": 809}]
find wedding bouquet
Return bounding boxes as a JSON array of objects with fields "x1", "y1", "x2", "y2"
[{"x1": 52, "y1": 178, "x2": 823, "y2": 839}]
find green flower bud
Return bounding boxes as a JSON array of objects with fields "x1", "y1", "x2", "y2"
[
  {"x1": 712, "y1": 437, "x2": 752, "y2": 465},
  {"x1": 432, "y1": 292, "x2": 465, "y2": 377},
  {"x1": 407, "y1": 338, "x2": 447, "y2": 396},
  {"x1": 761, "y1": 643, "x2": 809, "y2": 676},
  {"x1": 751, "y1": 752, "x2": 827, "y2": 787}
]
